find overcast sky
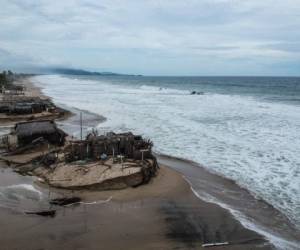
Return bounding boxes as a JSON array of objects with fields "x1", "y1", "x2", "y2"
[{"x1": 1, "y1": 0, "x2": 300, "y2": 75}]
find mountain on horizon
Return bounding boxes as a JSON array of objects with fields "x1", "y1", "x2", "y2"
[{"x1": 49, "y1": 67, "x2": 139, "y2": 76}]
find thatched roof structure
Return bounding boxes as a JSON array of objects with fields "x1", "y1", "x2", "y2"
[
  {"x1": 0, "y1": 97, "x2": 53, "y2": 114},
  {"x1": 14, "y1": 120, "x2": 66, "y2": 146},
  {"x1": 15, "y1": 120, "x2": 57, "y2": 137}
]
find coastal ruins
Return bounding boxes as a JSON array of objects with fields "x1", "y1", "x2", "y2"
[
  {"x1": 0, "y1": 95, "x2": 69, "y2": 123},
  {"x1": 1, "y1": 96, "x2": 53, "y2": 115},
  {"x1": 3, "y1": 120, "x2": 67, "y2": 151},
  {"x1": 0, "y1": 72, "x2": 158, "y2": 190},
  {"x1": 0, "y1": 120, "x2": 158, "y2": 190},
  {"x1": 0, "y1": 72, "x2": 69, "y2": 124},
  {"x1": 45, "y1": 131, "x2": 158, "y2": 189}
]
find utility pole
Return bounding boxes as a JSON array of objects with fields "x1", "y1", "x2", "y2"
[{"x1": 80, "y1": 112, "x2": 83, "y2": 140}]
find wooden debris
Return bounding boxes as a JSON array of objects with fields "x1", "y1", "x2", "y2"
[
  {"x1": 25, "y1": 210, "x2": 56, "y2": 217},
  {"x1": 202, "y1": 242, "x2": 229, "y2": 247},
  {"x1": 50, "y1": 197, "x2": 81, "y2": 206}
]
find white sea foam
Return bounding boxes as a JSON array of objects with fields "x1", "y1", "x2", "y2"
[
  {"x1": 0, "y1": 126, "x2": 11, "y2": 136},
  {"x1": 184, "y1": 177, "x2": 299, "y2": 250},
  {"x1": 33, "y1": 75, "x2": 300, "y2": 232},
  {"x1": 0, "y1": 184, "x2": 43, "y2": 210},
  {"x1": 0, "y1": 184, "x2": 43, "y2": 197}
]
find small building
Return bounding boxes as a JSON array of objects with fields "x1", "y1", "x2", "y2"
[{"x1": 13, "y1": 120, "x2": 67, "y2": 147}]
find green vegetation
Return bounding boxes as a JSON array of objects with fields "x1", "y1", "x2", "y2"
[{"x1": 0, "y1": 70, "x2": 14, "y2": 88}]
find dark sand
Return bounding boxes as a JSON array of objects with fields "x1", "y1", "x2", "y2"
[{"x1": 0, "y1": 164, "x2": 273, "y2": 250}]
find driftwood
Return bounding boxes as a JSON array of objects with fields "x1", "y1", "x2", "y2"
[
  {"x1": 26, "y1": 210, "x2": 56, "y2": 217},
  {"x1": 6, "y1": 137, "x2": 48, "y2": 155},
  {"x1": 34, "y1": 152, "x2": 58, "y2": 167},
  {"x1": 50, "y1": 197, "x2": 81, "y2": 206}
]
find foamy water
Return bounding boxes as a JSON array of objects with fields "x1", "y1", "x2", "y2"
[
  {"x1": 34, "y1": 75, "x2": 300, "y2": 232},
  {"x1": 0, "y1": 183, "x2": 43, "y2": 210}
]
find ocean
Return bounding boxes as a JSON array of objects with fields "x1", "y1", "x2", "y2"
[{"x1": 33, "y1": 74, "x2": 300, "y2": 249}]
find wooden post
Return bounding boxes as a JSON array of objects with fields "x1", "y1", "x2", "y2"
[
  {"x1": 120, "y1": 155, "x2": 124, "y2": 170},
  {"x1": 140, "y1": 149, "x2": 149, "y2": 162},
  {"x1": 80, "y1": 112, "x2": 83, "y2": 141}
]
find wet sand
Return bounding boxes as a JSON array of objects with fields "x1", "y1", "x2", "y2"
[
  {"x1": 0, "y1": 77, "x2": 275, "y2": 249},
  {"x1": 0, "y1": 163, "x2": 273, "y2": 250},
  {"x1": 158, "y1": 155, "x2": 300, "y2": 248}
]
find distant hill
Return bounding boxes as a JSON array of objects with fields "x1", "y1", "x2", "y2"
[{"x1": 49, "y1": 67, "x2": 139, "y2": 76}]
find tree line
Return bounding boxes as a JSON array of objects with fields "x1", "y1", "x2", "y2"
[{"x1": 0, "y1": 70, "x2": 14, "y2": 87}]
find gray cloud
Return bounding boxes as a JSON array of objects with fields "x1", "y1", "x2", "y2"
[
  {"x1": 188, "y1": 46, "x2": 240, "y2": 51},
  {"x1": 259, "y1": 42, "x2": 300, "y2": 53},
  {"x1": 0, "y1": 0, "x2": 300, "y2": 75},
  {"x1": 0, "y1": 47, "x2": 40, "y2": 72}
]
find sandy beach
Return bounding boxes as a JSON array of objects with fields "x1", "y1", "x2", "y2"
[
  {"x1": 0, "y1": 163, "x2": 272, "y2": 250},
  {"x1": 0, "y1": 77, "x2": 276, "y2": 249},
  {"x1": 2, "y1": 1, "x2": 300, "y2": 249}
]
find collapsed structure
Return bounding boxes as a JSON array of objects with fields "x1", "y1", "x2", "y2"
[
  {"x1": 0, "y1": 121, "x2": 158, "y2": 190},
  {"x1": 0, "y1": 72, "x2": 158, "y2": 193},
  {"x1": 13, "y1": 120, "x2": 67, "y2": 147},
  {"x1": 40, "y1": 131, "x2": 159, "y2": 190},
  {"x1": 0, "y1": 81, "x2": 69, "y2": 123},
  {"x1": 66, "y1": 131, "x2": 154, "y2": 162},
  {"x1": 0, "y1": 96, "x2": 55, "y2": 115}
]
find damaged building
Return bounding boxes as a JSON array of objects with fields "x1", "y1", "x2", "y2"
[
  {"x1": 4, "y1": 120, "x2": 67, "y2": 150},
  {"x1": 0, "y1": 97, "x2": 54, "y2": 115},
  {"x1": 14, "y1": 120, "x2": 67, "y2": 146},
  {"x1": 66, "y1": 132, "x2": 154, "y2": 162}
]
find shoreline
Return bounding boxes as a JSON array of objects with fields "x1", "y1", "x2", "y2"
[
  {"x1": 157, "y1": 154, "x2": 300, "y2": 249},
  {"x1": 0, "y1": 76, "x2": 293, "y2": 249},
  {"x1": 23, "y1": 76, "x2": 106, "y2": 139},
  {"x1": 0, "y1": 162, "x2": 272, "y2": 250}
]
